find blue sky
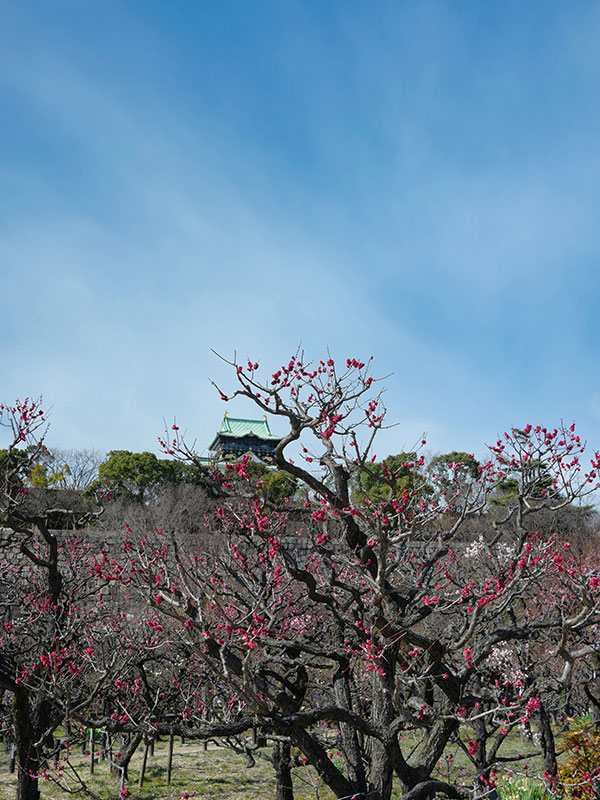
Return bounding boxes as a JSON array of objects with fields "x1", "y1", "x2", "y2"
[{"x1": 2, "y1": 1, "x2": 600, "y2": 462}]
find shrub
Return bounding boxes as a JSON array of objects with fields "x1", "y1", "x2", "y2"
[
  {"x1": 558, "y1": 718, "x2": 600, "y2": 800},
  {"x1": 498, "y1": 777, "x2": 551, "y2": 800}
]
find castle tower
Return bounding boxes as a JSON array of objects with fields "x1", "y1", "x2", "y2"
[{"x1": 209, "y1": 414, "x2": 282, "y2": 463}]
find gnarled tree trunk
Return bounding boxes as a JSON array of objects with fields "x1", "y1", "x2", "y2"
[
  {"x1": 13, "y1": 689, "x2": 40, "y2": 800},
  {"x1": 272, "y1": 740, "x2": 294, "y2": 800}
]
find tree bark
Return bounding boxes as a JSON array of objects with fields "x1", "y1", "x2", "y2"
[
  {"x1": 537, "y1": 700, "x2": 560, "y2": 792},
  {"x1": 113, "y1": 731, "x2": 143, "y2": 782},
  {"x1": 272, "y1": 740, "x2": 294, "y2": 800},
  {"x1": 368, "y1": 689, "x2": 394, "y2": 800},
  {"x1": 333, "y1": 660, "x2": 367, "y2": 794},
  {"x1": 138, "y1": 740, "x2": 150, "y2": 788},
  {"x1": 166, "y1": 734, "x2": 174, "y2": 784},
  {"x1": 13, "y1": 689, "x2": 40, "y2": 800}
]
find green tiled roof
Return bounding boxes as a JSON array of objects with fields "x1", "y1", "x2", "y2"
[{"x1": 218, "y1": 416, "x2": 281, "y2": 440}]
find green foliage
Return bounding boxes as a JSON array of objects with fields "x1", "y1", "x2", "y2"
[
  {"x1": 48, "y1": 462, "x2": 71, "y2": 486},
  {"x1": 493, "y1": 428, "x2": 554, "y2": 503},
  {"x1": 21, "y1": 445, "x2": 76, "y2": 489},
  {"x1": 428, "y1": 450, "x2": 479, "y2": 487},
  {"x1": 90, "y1": 450, "x2": 205, "y2": 502},
  {"x1": 29, "y1": 461, "x2": 49, "y2": 487},
  {"x1": 258, "y1": 469, "x2": 298, "y2": 504},
  {"x1": 354, "y1": 452, "x2": 426, "y2": 504},
  {"x1": 246, "y1": 462, "x2": 298, "y2": 504},
  {"x1": 426, "y1": 450, "x2": 481, "y2": 509},
  {"x1": 558, "y1": 718, "x2": 600, "y2": 799},
  {"x1": 497, "y1": 777, "x2": 551, "y2": 800},
  {"x1": 0, "y1": 447, "x2": 32, "y2": 484},
  {"x1": 355, "y1": 450, "x2": 479, "y2": 508},
  {"x1": 0, "y1": 448, "x2": 32, "y2": 524}
]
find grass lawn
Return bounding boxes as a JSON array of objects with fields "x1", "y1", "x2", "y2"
[
  {"x1": 0, "y1": 727, "x2": 548, "y2": 800},
  {"x1": 0, "y1": 739, "x2": 332, "y2": 800}
]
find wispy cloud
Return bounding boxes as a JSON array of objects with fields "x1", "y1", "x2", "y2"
[{"x1": 1, "y1": 2, "x2": 600, "y2": 461}]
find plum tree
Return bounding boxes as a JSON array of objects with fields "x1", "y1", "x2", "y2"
[
  {"x1": 116, "y1": 352, "x2": 600, "y2": 800},
  {"x1": 0, "y1": 400, "x2": 116, "y2": 800},
  {"x1": 5, "y1": 356, "x2": 600, "y2": 800}
]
